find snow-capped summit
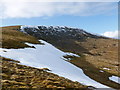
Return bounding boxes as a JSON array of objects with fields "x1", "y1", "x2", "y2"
[
  {"x1": 20, "y1": 25, "x2": 85, "y2": 33},
  {"x1": 19, "y1": 25, "x2": 106, "y2": 40}
]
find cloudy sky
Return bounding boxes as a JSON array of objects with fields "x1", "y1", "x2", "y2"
[{"x1": 0, "y1": 0, "x2": 119, "y2": 38}]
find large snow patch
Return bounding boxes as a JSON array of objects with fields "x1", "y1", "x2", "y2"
[{"x1": 0, "y1": 40, "x2": 109, "y2": 88}]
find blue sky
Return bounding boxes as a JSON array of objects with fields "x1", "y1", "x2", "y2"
[
  {"x1": 1, "y1": 1, "x2": 118, "y2": 37},
  {"x1": 3, "y1": 14, "x2": 117, "y2": 34}
]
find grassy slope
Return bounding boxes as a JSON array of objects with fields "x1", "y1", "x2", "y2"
[
  {"x1": 70, "y1": 38, "x2": 119, "y2": 89},
  {"x1": 1, "y1": 57, "x2": 88, "y2": 89},
  {"x1": 75, "y1": 38, "x2": 119, "y2": 76},
  {"x1": 1, "y1": 26, "x2": 89, "y2": 89},
  {"x1": 63, "y1": 39, "x2": 119, "y2": 89},
  {"x1": 2, "y1": 26, "x2": 40, "y2": 49}
]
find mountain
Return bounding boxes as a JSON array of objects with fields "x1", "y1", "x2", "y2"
[
  {"x1": 20, "y1": 25, "x2": 106, "y2": 40},
  {"x1": 19, "y1": 25, "x2": 108, "y2": 54},
  {"x1": 1, "y1": 25, "x2": 120, "y2": 89}
]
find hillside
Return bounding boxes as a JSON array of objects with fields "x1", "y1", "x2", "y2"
[
  {"x1": 1, "y1": 25, "x2": 120, "y2": 89},
  {"x1": 1, "y1": 57, "x2": 89, "y2": 89},
  {"x1": 1, "y1": 26, "x2": 93, "y2": 89},
  {"x1": 2, "y1": 26, "x2": 41, "y2": 49}
]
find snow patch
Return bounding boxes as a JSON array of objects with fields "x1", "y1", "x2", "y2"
[
  {"x1": 103, "y1": 68, "x2": 110, "y2": 70},
  {"x1": 99, "y1": 70, "x2": 104, "y2": 72},
  {"x1": 20, "y1": 25, "x2": 39, "y2": 33},
  {"x1": 20, "y1": 25, "x2": 87, "y2": 34},
  {"x1": 109, "y1": 76, "x2": 120, "y2": 84},
  {"x1": 21, "y1": 25, "x2": 39, "y2": 29},
  {"x1": 0, "y1": 40, "x2": 109, "y2": 88}
]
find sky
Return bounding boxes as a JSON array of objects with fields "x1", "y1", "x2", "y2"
[{"x1": 0, "y1": 0, "x2": 119, "y2": 38}]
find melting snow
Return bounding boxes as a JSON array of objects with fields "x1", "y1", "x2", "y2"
[
  {"x1": 20, "y1": 25, "x2": 39, "y2": 33},
  {"x1": 0, "y1": 40, "x2": 109, "y2": 88},
  {"x1": 103, "y1": 68, "x2": 110, "y2": 70},
  {"x1": 20, "y1": 25, "x2": 86, "y2": 34},
  {"x1": 99, "y1": 70, "x2": 104, "y2": 72},
  {"x1": 109, "y1": 76, "x2": 120, "y2": 84},
  {"x1": 21, "y1": 25, "x2": 39, "y2": 30}
]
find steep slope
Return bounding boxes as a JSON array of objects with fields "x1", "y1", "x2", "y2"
[
  {"x1": 1, "y1": 57, "x2": 88, "y2": 89},
  {"x1": 2, "y1": 26, "x2": 40, "y2": 49},
  {"x1": 1, "y1": 26, "x2": 90, "y2": 89},
  {"x1": 17, "y1": 25, "x2": 119, "y2": 89}
]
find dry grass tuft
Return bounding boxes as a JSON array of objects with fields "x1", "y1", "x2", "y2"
[{"x1": 1, "y1": 57, "x2": 89, "y2": 89}]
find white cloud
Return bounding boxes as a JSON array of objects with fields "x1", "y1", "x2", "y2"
[
  {"x1": 102, "y1": 30, "x2": 119, "y2": 39},
  {"x1": 0, "y1": 1, "x2": 117, "y2": 19}
]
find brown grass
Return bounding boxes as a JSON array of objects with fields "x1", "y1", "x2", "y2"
[
  {"x1": 69, "y1": 38, "x2": 119, "y2": 89},
  {"x1": 1, "y1": 57, "x2": 89, "y2": 89},
  {"x1": 2, "y1": 26, "x2": 41, "y2": 49},
  {"x1": 75, "y1": 38, "x2": 119, "y2": 76}
]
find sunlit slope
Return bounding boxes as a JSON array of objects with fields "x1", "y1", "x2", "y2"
[{"x1": 2, "y1": 26, "x2": 40, "y2": 48}]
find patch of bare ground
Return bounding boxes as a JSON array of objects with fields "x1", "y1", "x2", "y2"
[{"x1": 1, "y1": 57, "x2": 89, "y2": 89}]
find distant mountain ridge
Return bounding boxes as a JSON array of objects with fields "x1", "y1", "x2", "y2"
[{"x1": 19, "y1": 25, "x2": 107, "y2": 40}]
